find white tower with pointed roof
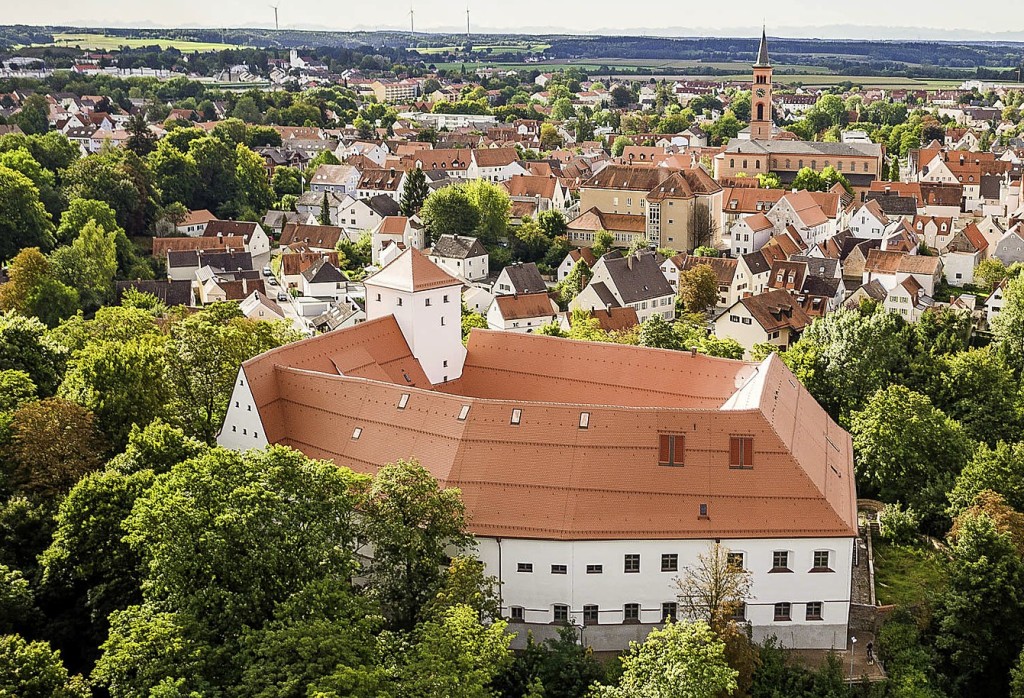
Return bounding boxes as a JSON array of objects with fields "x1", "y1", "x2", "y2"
[{"x1": 364, "y1": 247, "x2": 466, "y2": 384}]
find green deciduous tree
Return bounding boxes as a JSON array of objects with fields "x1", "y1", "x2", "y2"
[
  {"x1": 638, "y1": 314, "x2": 681, "y2": 350},
  {"x1": 0, "y1": 634, "x2": 89, "y2": 698},
  {"x1": 270, "y1": 165, "x2": 303, "y2": 200},
  {"x1": 0, "y1": 164, "x2": 55, "y2": 259},
  {"x1": 387, "y1": 604, "x2": 513, "y2": 698},
  {"x1": 993, "y1": 272, "x2": 1024, "y2": 376},
  {"x1": 421, "y1": 186, "x2": 481, "y2": 245},
  {"x1": 462, "y1": 179, "x2": 511, "y2": 246},
  {"x1": 0, "y1": 310, "x2": 65, "y2": 395},
  {"x1": 678, "y1": 263, "x2": 718, "y2": 314},
  {"x1": 361, "y1": 458, "x2": 474, "y2": 631},
  {"x1": 781, "y1": 308, "x2": 912, "y2": 423},
  {"x1": 595, "y1": 620, "x2": 738, "y2": 698},
  {"x1": 7, "y1": 398, "x2": 106, "y2": 500},
  {"x1": 936, "y1": 347, "x2": 1021, "y2": 445},
  {"x1": 50, "y1": 220, "x2": 118, "y2": 312},
  {"x1": 146, "y1": 139, "x2": 200, "y2": 207},
  {"x1": 851, "y1": 385, "x2": 974, "y2": 526},
  {"x1": 59, "y1": 335, "x2": 170, "y2": 449},
  {"x1": 62, "y1": 149, "x2": 156, "y2": 236},
  {"x1": 949, "y1": 441, "x2": 1024, "y2": 516},
  {"x1": 93, "y1": 446, "x2": 367, "y2": 695},
  {"x1": 0, "y1": 248, "x2": 78, "y2": 327},
  {"x1": 936, "y1": 511, "x2": 1024, "y2": 695},
  {"x1": 13, "y1": 94, "x2": 51, "y2": 135},
  {"x1": 56, "y1": 198, "x2": 121, "y2": 246},
  {"x1": 164, "y1": 307, "x2": 301, "y2": 443}
]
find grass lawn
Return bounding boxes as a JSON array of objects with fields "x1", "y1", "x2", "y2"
[
  {"x1": 39, "y1": 33, "x2": 242, "y2": 52},
  {"x1": 873, "y1": 541, "x2": 948, "y2": 607}
]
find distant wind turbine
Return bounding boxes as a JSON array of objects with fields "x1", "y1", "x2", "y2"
[
  {"x1": 269, "y1": 3, "x2": 279, "y2": 31},
  {"x1": 409, "y1": 5, "x2": 415, "y2": 34},
  {"x1": 467, "y1": 6, "x2": 471, "y2": 39}
]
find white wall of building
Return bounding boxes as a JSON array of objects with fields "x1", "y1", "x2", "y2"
[
  {"x1": 365, "y1": 282, "x2": 466, "y2": 384},
  {"x1": 477, "y1": 536, "x2": 853, "y2": 651},
  {"x1": 218, "y1": 367, "x2": 270, "y2": 450}
]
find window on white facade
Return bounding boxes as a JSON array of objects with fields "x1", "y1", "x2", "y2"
[
  {"x1": 510, "y1": 606, "x2": 525, "y2": 622},
  {"x1": 661, "y1": 554, "x2": 678, "y2": 572},
  {"x1": 774, "y1": 602, "x2": 792, "y2": 621},
  {"x1": 583, "y1": 605, "x2": 599, "y2": 626},
  {"x1": 586, "y1": 564, "x2": 603, "y2": 574},
  {"x1": 806, "y1": 602, "x2": 824, "y2": 621},
  {"x1": 727, "y1": 552, "x2": 745, "y2": 571},
  {"x1": 623, "y1": 603, "x2": 640, "y2": 623},
  {"x1": 733, "y1": 602, "x2": 747, "y2": 622},
  {"x1": 517, "y1": 563, "x2": 533, "y2": 573},
  {"x1": 662, "y1": 602, "x2": 678, "y2": 622},
  {"x1": 624, "y1": 554, "x2": 640, "y2": 573},
  {"x1": 553, "y1": 604, "x2": 569, "y2": 623},
  {"x1": 771, "y1": 551, "x2": 791, "y2": 572},
  {"x1": 551, "y1": 564, "x2": 567, "y2": 574},
  {"x1": 812, "y1": 550, "x2": 833, "y2": 572}
]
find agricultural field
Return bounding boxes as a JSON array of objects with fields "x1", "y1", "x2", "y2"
[
  {"x1": 416, "y1": 42, "x2": 550, "y2": 55},
  {"x1": 37, "y1": 32, "x2": 242, "y2": 51}
]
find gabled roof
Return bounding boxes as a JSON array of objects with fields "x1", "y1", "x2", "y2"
[
  {"x1": 366, "y1": 247, "x2": 462, "y2": 293},
  {"x1": 677, "y1": 254, "x2": 738, "y2": 286},
  {"x1": 504, "y1": 174, "x2": 559, "y2": 199},
  {"x1": 240, "y1": 327, "x2": 856, "y2": 540},
  {"x1": 781, "y1": 191, "x2": 829, "y2": 228},
  {"x1": 309, "y1": 164, "x2": 358, "y2": 186},
  {"x1": 645, "y1": 168, "x2": 722, "y2": 201},
  {"x1": 499, "y1": 262, "x2": 548, "y2": 295},
  {"x1": 601, "y1": 251, "x2": 674, "y2": 303},
  {"x1": 743, "y1": 212, "x2": 774, "y2": 232},
  {"x1": 739, "y1": 289, "x2": 811, "y2": 333},
  {"x1": 582, "y1": 164, "x2": 672, "y2": 192},
  {"x1": 280, "y1": 224, "x2": 346, "y2": 249},
  {"x1": 863, "y1": 249, "x2": 905, "y2": 275},
  {"x1": 152, "y1": 235, "x2": 246, "y2": 258},
  {"x1": 115, "y1": 280, "x2": 192, "y2": 307},
  {"x1": 302, "y1": 258, "x2": 345, "y2": 284},
  {"x1": 365, "y1": 194, "x2": 401, "y2": 218},
  {"x1": 493, "y1": 292, "x2": 559, "y2": 320},
  {"x1": 582, "y1": 306, "x2": 639, "y2": 332},
  {"x1": 203, "y1": 220, "x2": 259, "y2": 238},
  {"x1": 431, "y1": 234, "x2": 487, "y2": 259}
]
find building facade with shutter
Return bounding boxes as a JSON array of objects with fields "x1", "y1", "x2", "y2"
[{"x1": 218, "y1": 247, "x2": 857, "y2": 652}]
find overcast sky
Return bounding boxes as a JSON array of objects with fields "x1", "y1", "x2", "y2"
[{"x1": 8, "y1": 0, "x2": 1024, "y2": 40}]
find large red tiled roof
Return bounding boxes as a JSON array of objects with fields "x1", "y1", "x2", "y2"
[{"x1": 240, "y1": 327, "x2": 855, "y2": 540}]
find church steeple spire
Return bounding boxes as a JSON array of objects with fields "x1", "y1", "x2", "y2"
[{"x1": 754, "y1": 26, "x2": 770, "y2": 68}]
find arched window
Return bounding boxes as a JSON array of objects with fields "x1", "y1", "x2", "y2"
[{"x1": 756, "y1": 103, "x2": 764, "y2": 121}]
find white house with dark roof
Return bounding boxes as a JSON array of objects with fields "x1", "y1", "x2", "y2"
[
  {"x1": 300, "y1": 258, "x2": 347, "y2": 300},
  {"x1": 494, "y1": 262, "x2": 548, "y2": 296},
  {"x1": 572, "y1": 251, "x2": 675, "y2": 323},
  {"x1": 428, "y1": 234, "x2": 490, "y2": 282},
  {"x1": 307, "y1": 164, "x2": 360, "y2": 196}
]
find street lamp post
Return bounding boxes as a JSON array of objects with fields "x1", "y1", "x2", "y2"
[{"x1": 850, "y1": 636, "x2": 857, "y2": 677}]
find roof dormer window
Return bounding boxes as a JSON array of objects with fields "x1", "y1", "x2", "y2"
[{"x1": 511, "y1": 408, "x2": 522, "y2": 425}]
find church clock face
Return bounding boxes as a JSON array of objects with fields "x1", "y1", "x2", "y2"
[{"x1": 756, "y1": 88, "x2": 766, "y2": 98}]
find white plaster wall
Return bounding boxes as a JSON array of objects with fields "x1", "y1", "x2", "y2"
[
  {"x1": 477, "y1": 536, "x2": 853, "y2": 650},
  {"x1": 217, "y1": 367, "x2": 270, "y2": 450},
  {"x1": 367, "y1": 285, "x2": 465, "y2": 384}
]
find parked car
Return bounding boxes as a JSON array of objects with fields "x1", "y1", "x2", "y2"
[
  {"x1": 267, "y1": 277, "x2": 278, "y2": 286},
  {"x1": 262, "y1": 266, "x2": 273, "y2": 277},
  {"x1": 277, "y1": 292, "x2": 289, "y2": 303}
]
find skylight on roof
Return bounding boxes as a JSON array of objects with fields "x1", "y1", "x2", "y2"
[
  {"x1": 510, "y1": 408, "x2": 522, "y2": 425},
  {"x1": 457, "y1": 405, "x2": 470, "y2": 421},
  {"x1": 352, "y1": 427, "x2": 362, "y2": 440},
  {"x1": 398, "y1": 394, "x2": 410, "y2": 409}
]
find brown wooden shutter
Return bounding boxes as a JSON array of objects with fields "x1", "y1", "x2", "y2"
[
  {"x1": 729, "y1": 437, "x2": 741, "y2": 467},
  {"x1": 672, "y1": 435, "x2": 685, "y2": 466},
  {"x1": 742, "y1": 437, "x2": 754, "y2": 467},
  {"x1": 659, "y1": 434, "x2": 671, "y2": 464}
]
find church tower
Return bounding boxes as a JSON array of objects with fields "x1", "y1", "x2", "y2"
[{"x1": 749, "y1": 28, "x2": 774, "y2": 140}]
